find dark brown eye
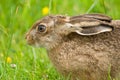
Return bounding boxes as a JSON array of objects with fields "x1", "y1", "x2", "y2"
[{"x1": 37, "y1": 25, "x2": 46, "y2": 32}]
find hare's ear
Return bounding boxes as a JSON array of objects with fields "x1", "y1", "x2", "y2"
[
  {"x1": 75, "y1": 24, "x2": 113, "y2": 35},
  {"x1": 65, "y1": 22, "x2": 113, "y2": 36},
  {"x1": 65, "y1": 14, "x2": 114, "y2": 36}
]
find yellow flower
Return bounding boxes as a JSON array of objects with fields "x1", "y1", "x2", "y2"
[
  {"x1": 6, "y1": 57, "x2": 12, "y2": 63},
  {"x1": 42, "y1": 7, "x2": 49, "y2": 15}
]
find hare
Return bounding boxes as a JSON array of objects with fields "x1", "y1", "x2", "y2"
[{"x1": 25, "y1": 14, "x2": 120, "y2": 80}]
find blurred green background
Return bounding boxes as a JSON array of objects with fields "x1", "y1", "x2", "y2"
[{"x1": 0, "y1": 0, "x2": 120, "y2": 80}]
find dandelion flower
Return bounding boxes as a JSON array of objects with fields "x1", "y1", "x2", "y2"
[
  {"x1": 6, "y1": 57, "x2": 12, "y2": 63},
  {"x1": 42, "y1": 7, "x2": 49, "y2": 15}
]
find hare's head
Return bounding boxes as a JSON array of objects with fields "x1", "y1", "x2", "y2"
[
  {"x1": 25, "y1": 14, "x2": 113, "y2": 50},
  {"x1": 25, "y1": 15, "x2": 70, "y2": 50}
]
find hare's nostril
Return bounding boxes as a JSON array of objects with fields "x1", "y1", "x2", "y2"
[
  {"x1": 25, "y1": 35, "x2": 35, "y2": 45},
  {"x1": 25, "y1": 35, "x2": 33, "y2": 41}
]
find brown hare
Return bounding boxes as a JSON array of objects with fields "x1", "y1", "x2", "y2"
[{"x1": 25, "y1": 14, "x2": 120, "y2": 80}]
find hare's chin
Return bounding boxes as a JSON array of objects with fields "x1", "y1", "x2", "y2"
[
  {"x1": 29, "y1": 41, "x2": 50, "y2": 49},
  {"x1": 27, "y1": 41, "x2": 40, "y2": 48},
  {"x1": 34, "y1": 42, "x2": 47, "y2": 48},
  {"x1": 33, "y1": 42, "x2": 41, "y2": 47}
]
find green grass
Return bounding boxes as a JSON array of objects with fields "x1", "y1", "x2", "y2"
[{"x1": 0, "y1": 0, "x2": 120, "y2": 80}]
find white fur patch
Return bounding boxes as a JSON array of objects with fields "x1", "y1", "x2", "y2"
[
  {"x1": 48, "y1": 21, "x2": 54, "y2": 27},
  {"x1": 35, "y1": 42, "x2": 40, "y2": 47},
  {"x1": 65, "y1": 16, "x2": 70, "y2": 22},
  {"x1": 74, "y1": 22, "x2": 100, "y2": 27}
]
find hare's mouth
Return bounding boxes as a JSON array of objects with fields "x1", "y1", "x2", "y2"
[
  {"x1": 26, "y1": 39, "x2": 35, "y2": 46},
  {"x1": 26, "y1": 39, "x2": 45, "y2": 48}
]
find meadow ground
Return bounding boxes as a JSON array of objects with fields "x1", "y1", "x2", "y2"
[{"x1": 0, "y1": 0, "x2": 120, "y2": 80}]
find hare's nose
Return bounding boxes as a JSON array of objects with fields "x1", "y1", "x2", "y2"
[
  {"x1": 25, "y1": 29, "x2": 36, "y2": 42},
  {"x1": 25, "y1": 34, "x2": 35, "y2": 45},
  {"x1": 26, "y1": 35, "x2": 33, "y2": 40},
  {"x1": 25, "y1": 33, "x2": 33, "y2": 41}
]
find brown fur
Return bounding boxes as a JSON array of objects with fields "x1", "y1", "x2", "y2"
[
  {"x1": 25, "y1": 14, "x2": 120, "y2": 80},
  {"x1": 49, "y1": 29, "x2": 120, "y2": 80}
]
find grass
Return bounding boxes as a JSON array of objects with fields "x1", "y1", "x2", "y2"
[{"x1": 0, "y1": 0, "x2": 120, "y2": 80}]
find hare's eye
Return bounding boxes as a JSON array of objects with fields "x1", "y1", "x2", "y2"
[{"x1": 37, "y1": 25, "x2": 46, "y2": 32}]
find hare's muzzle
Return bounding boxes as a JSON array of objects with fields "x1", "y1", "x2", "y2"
[{"x1": 25, "y1": 33, "x2": 35, "y2": 45}]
